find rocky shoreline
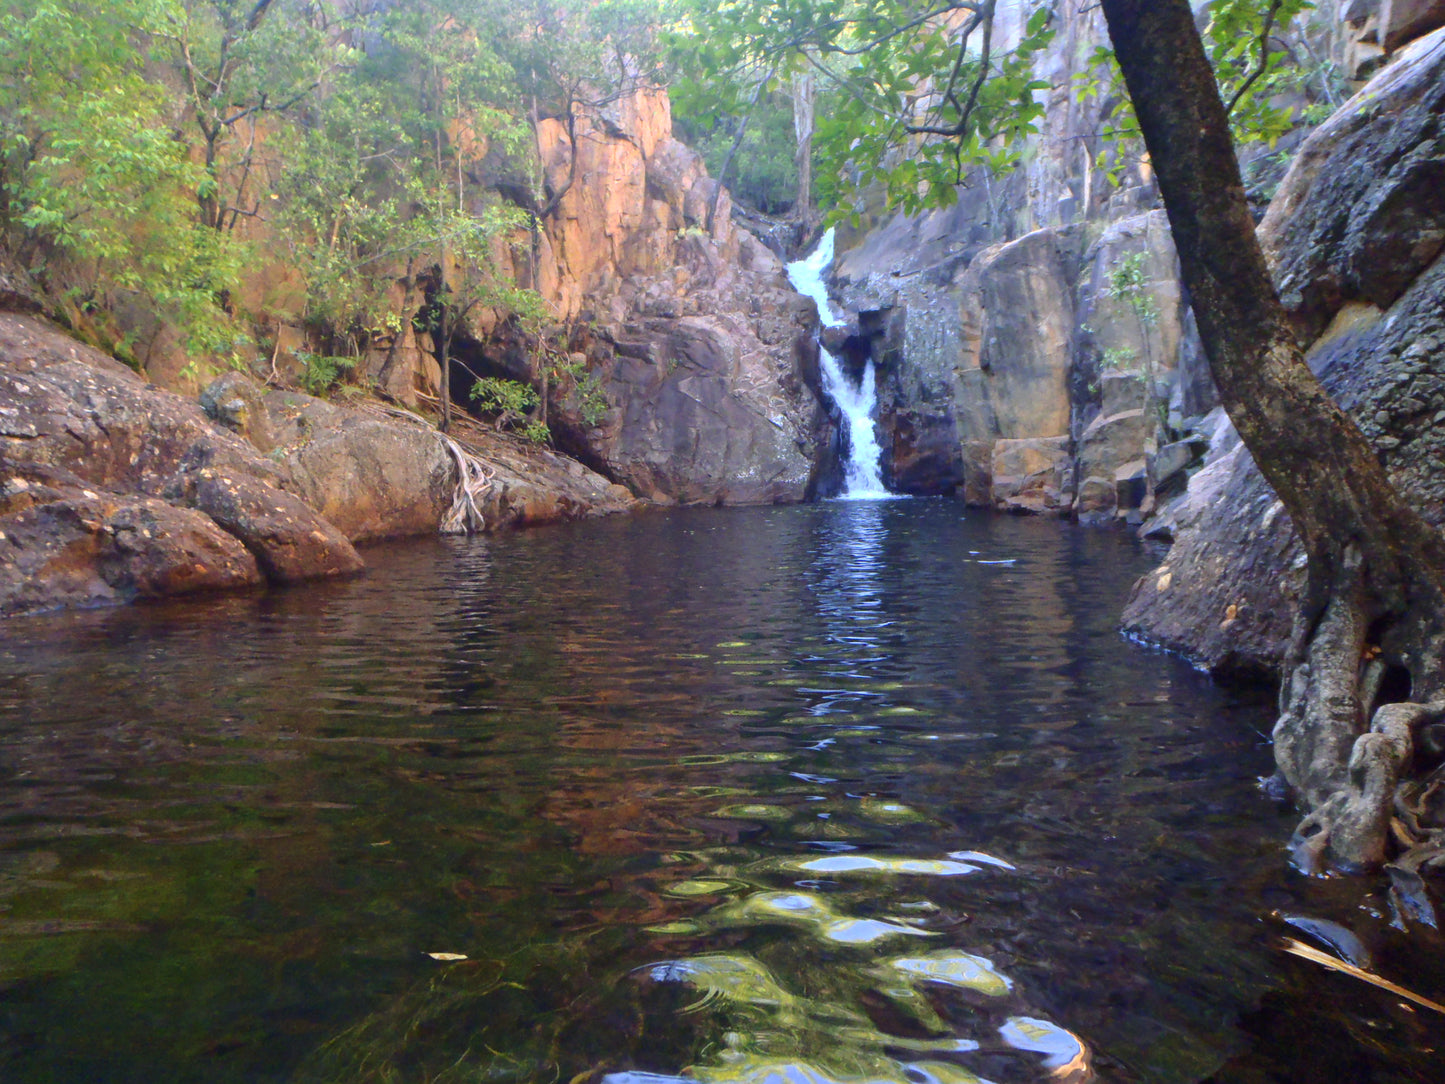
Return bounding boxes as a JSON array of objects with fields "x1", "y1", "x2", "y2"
[{"x1": 0, "y1": 313, "x2": 635, "y2": 617}]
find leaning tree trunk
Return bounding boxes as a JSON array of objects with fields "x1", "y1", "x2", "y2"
[{"x1": 1100, "y1": 0, "x2": 1445, "y2": 873}]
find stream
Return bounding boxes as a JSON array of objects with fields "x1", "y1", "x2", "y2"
[{"x1": 1, "y1": 503, "x2": 1442, "y2": 1082}]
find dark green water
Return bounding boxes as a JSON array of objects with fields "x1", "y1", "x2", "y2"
[{"x1": 0, "y1": 502, "x2": 1441, "y2": 1082}]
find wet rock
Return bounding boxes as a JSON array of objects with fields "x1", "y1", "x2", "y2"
[
  {"x1": 1125, "y1": 257, "x2": 1445, "y2": 673},
  {"x1": 0, "y1": 495, "x2": 262, "y2": 616},
  {"x1": 175, "y1": 469, "x2": 363, "y2": 584},
  {"x1": 1127, "y1": 38, "x2": 1445, "y2": 671},
  {"x1": 882, "y1": 412, "x2": 964, "y2": 496},
  {"x1": 0, "y1": 314, "x2": 364, "y2": 613},
  {"x1": 991, "y1": 436, "x2": 1072, "y2": 515}
]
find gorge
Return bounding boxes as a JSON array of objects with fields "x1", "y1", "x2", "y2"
[{"x1": 2, "y1": 1, "x2": 1445, "y2": 1081}]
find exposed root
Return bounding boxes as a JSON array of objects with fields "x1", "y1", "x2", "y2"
[
  {"x1": 355, "y1": 404, "x2": 496, "y2": 536},
  {"x1": 1288, "y1": 701, "x2": 1432, "y2": 873},
  {"x1": 1272, "y1": 542, "x2": 1445, "y2": 874},
  {"x1": 440, "y1": 436, "x2": 494, "y2": 536},
  {"x1": 1274, "y1": 548, "x2": 1369, "y2": 812}
]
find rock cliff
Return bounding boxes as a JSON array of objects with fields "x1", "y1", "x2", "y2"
[
  {"x1": 525, "y1": 91, "x2": 823, "y2": 506},
  {"x1": 353, "y1": 88, "x2": 824, "y2": 507},
  {"x1": 1123, "y1": 27, "x2": 1445, "y2": 675},
  {"x1": 821, "y1": 0, "x2": 1230, "y2": 518},
  {"x1": 822, "y1": 2, "x2": 1440, "y2": 529}
]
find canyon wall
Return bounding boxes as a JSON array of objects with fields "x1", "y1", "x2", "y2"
[
  {"x1": 365, "y1": 89, "x2": 825, "y2": 507},
  {"x1": 1123, "y1": 26, "x2": 1445, "y2": 675},
  {"x1": 830, "y1": 0, "x2": 1210, "y2": 521},
  {"x1": 827, "y1": 1, "x2": 1445, "y2": 537}
]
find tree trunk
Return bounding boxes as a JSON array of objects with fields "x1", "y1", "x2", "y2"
[
  {"x1": 792, "y1": 70, "x2": 815, "y2": 226},
  {"x1": 1099, "y1": 0, "x2": 1445, "y2": 872},
  {"x1": 375, "y1": 258, "x2": 418, "y2": 400}
]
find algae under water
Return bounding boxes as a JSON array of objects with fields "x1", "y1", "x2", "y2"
[{"x1": 0, "y1": 502, "x2": 1442, "y2": 1082}]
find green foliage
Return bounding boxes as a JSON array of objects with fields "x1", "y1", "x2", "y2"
[
  {"x1": 1074, "y1": 0, "x2": 1343, "y2": 187},
  {"x1": 470, "y1": 376, "x2": 540, "y2": 415},
  {"x1": 1102, "y1": 252, "x2": 1159, "y2": 329},
  {"x1": 1101, "y1": 346, "x2": 1136, "y2": 370},
  {"x1": 296, "y1": 352, "x2": 358, "y2": 396},
  {"x1": 549, "y1": 351, "x2": 609, "y2": 428},
  {"x1": 520, "y1": 420, "x2": 553, "y2": 444},
  {"x1": 0, "y1": 0, "x2": 648, "y2": 387},
  {"x1": 275, "y1": 0, "x2": 535, "y2": 346},
  {"x1": 469, "y1": 375, "x2": 551, "y2": 440},
  {"x1": 0, "y1": 0, "x2": 248, "y2": 357},
  {"x1": 668, "y1": 0, "x2": 1057, "y2": 220},
  {"x1": 673, "y1": 88, "x2": 804, "y2": 214}
]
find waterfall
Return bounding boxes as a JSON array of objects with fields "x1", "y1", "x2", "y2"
[{"x1": 785, "y1": 229, "x2": 892, "y2": 500}]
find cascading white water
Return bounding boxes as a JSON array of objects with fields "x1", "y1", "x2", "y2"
[{"x1": 785, "y1": 229, "x2": 892, "y2": 500}]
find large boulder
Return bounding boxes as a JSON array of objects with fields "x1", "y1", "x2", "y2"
[
  {"x1": 0, "y1": 494, "x2": 262, "y2": 616},
  {"x1": 1259, "y1": 28, "x2": 1445, "y2": 343},
  {"x1": 199, "y1": 373, "x2": 637, "y2": 537},
  {"x1": 202, "y1": 376, "x2": 455, "y2": 544},
  {"x1": 953, "y1": 228, "x2": 1080, "y2": 449},
  {"x1": 566, "y1": 305, "x2": 816, "y2": 505},
  {"x1": 0, "y1": 314, "x2": 364, "y2": 615},
  {"x1": 547, "y1": 224, "x2": 821, "y2": 505},
  {"x1": 991, "y1": 436, "x2": 1072, "y2": 515},
  {"x1": 1125, "y1": 274, "x2": 1445, "y2": 675}
]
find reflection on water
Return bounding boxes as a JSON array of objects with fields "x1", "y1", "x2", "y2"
[{"x1": 0, "y1": 503, "x2": 1441, "y2": 1083}]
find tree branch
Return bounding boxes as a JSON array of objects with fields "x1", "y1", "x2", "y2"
[{"x1": 1224, "y1": 0, "x2": 1285, "y2": 117}]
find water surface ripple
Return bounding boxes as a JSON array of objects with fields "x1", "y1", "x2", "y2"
[{"x1": 0, "y1": 503, "x2": 1440, "y2": 1082}]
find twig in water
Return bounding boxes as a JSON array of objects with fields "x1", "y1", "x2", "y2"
[{"x1": 1281, "y1": 937, "x2": 1445, "y2": 1015}]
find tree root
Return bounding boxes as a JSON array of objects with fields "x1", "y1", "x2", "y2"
[
  {"x1": 1273, "y1": 545, "x2": 1445, "y2": 873},
  {"x1": 439, "y1": 436, "x2": 494, "y2": 536},
  {"x1": 1289, "y1": 700, "x2": 1443, "y2": 873}
]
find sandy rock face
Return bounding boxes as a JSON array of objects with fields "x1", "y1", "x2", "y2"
[
  {"x1": 510, "y1": 90, "x2": 823, "y2": 506},
  {"x1": 833, "y1": 206, "x2": 1208, "y2": 515},
  {"x1": 202, "y1": 375, "x2": 457, "y2": 545},
  {"x1": 199, "y1": 373, "x2": 636, "y2": 539}
]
